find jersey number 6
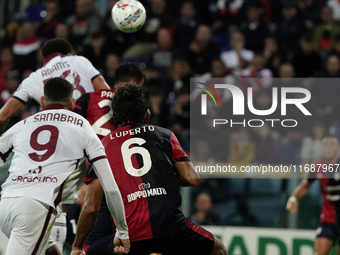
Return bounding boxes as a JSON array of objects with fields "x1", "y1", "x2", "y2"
[{"x1": 121, "y1": 138, "x2": 152, "y2": 177}]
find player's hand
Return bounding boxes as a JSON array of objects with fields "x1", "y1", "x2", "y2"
[
  {"x1": 113, "y1": 237, "x2": 130, "y2": 254},
  {"x1": 286, "y1": 196, "x2": 298, "y2": 214},
  {"x1": 70, "y1": 247, "x2": 86, "y2": 255}
]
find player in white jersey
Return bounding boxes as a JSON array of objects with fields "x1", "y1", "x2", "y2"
[
  {"x1": 0, "y1": 38, "x2": 110, "y2": 252},
  {"x1": 0, "y1": 77, "x2": 129, "y2": 255},
  {"x1": 0, "y1": 38, "x2": 110, "y2": 130}
]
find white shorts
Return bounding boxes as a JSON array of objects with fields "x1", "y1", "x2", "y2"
[
  {"x1": 0, "y1": 197, "x2": 57, "y2": 255},
  {"x1": 62, "y1": 157, "x2": 86, "y2": 204}
]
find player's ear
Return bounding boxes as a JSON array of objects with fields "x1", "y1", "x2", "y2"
[
  {"x1": 69, "y1": 98, "x2": 76, "y2": 110},
  {"x1": 40, "y1": 96, "x2": 45, "y2": 107}
]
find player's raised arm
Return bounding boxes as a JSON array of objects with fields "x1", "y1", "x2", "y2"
[
  {"x1": 286, "y1": 178, "x2": 312, "y2": 214},
  {"x1": 0, "y1": 97, "x2": 25, "y2": 132}
]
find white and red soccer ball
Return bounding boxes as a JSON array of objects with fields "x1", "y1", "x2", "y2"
[{"x1": 111, "y1": 0, "x2": 146, "y2": 33}]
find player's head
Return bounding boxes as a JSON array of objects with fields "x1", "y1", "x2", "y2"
[
  {"x1": 112, "y1": 83, "x2": 147, "y2": 127},
  {"x1": 321, "y1": 136, "x2": 339, "y2": 160},
  {"x1": 114, "y1": 62, "x2": 144, "y2": 89},
  {"x1": 41, "y1": 77, "x2": 75, "y2": 110},
  {"x1": 41, "y1": 38, "x2": 73, "y2": 58}
]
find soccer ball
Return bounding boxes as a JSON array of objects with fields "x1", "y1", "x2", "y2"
[{"x1": 111, "y1": 0, "x2": 146, "y2": 33}]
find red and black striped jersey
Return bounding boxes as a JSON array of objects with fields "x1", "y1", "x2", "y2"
[
  {"x1": 85, "y1": 124, "x2": 189, "y2": 242},
  {"x1": 307, "y1": 158, "x2": 340, "y2": 223},
  {"x1": 74, "y1": 89, "x2": 151, "y2": 140},
  {"x1": 74, "y1": 89, "x2": 116, "y2": 140}
]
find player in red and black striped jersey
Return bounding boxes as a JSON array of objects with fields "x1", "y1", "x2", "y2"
[
  {"x1": 286, "y1": 136, "x2": 340, "y2": 255},
  {"x1": 74, "y1": 62, "x2": 149, "y2": 140},
  {"x1": 72, "y1": 84, "x2": 227, "y2": 255},
  {"x1": 72, "y1": 63, "x2": 146, "y2": 255}
]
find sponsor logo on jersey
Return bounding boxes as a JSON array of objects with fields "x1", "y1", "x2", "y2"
[
  {"x1": 12, "y1": 175, "x2": 58, "y2": 183},
  {"x1": 127, "y1": 183, "x2": 167, "y2": 202},
  {"x1": 138, "y1": 182, "x2": 151, "y2": 190},
  {"x1": 119, "y1": 9, "x2": 143, "y2": 27}
]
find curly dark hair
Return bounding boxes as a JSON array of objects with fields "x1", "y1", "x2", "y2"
[
  {"x1": 41, "y1": 38, "x2": 73, "y2": 58},
  {"x1": 112, "y1": 83, "x2": 148, "y2": 127}
]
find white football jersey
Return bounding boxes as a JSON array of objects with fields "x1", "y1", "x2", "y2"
[
  {"x1": 13, "y1": 54, "x2": 100, "y2": 103},
  {"x1": 0, "y1": 105, "x2": 106, "y2": 211}
]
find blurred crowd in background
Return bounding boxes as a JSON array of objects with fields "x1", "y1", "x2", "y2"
[{"x1": 1, "y1": 0, "x2": 340, "y2": 229}]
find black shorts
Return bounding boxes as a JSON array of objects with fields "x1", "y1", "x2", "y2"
[
  {"x1": 110, "y1": 219, "x2": 215, "y2": 255},
  {"x1": 316, "y1": 222, "x2": 340, "y2": 246},
  {"x1": 85, "y1": 236, "x2": 113, "y2": 255}
]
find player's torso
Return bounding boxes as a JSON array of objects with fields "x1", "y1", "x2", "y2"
[
  {"x1": 87, "y1": 89, "x2": 116, "y2": 139},
  {"x1": 2, "y1": 109, "x2": 88, "y2": 208},
  {"x1": 315, "y1": 160, "x2": 340, "y2": 222},
  {"x1": 102, "y1": 124, "x2": 184, "y2": 241},
  {"x1": 30, "y1": 55, "x2": 96, "y2": 102}
]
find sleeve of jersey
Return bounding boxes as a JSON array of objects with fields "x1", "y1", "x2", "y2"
[
  {"x1": 12, "y1": 78, "x2": 31, "y2": 104},
  {"x1": 74, "y1": 93, "x2": 90, "y2": 118},
  {"x1": 0, "y1": 129, "x2": 14, "y2": 166},
  {"x1": 84, "y1": 166, "x2": 98, "y2": 185},
  {"x1": 84, "y1": 120, "x2": 107, "y2": 163},
  {"x1": 92, "y1": 158, "x2": 129, "y2": 240},
  {"x1": 78, "y1": 56, "x2": 100, "y2": 82},
  {"x1": 170, "y1": 132, "x2": 189, "y2": 163}
]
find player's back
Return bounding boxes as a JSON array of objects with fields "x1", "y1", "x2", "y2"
[
  {"x1": 14, "y1": 54, "x2": 99, "y2": 103},
  {"x1": 102, "y1": 123, "x2": 189, "y2": 242},
  {"x1": 0, "y1": 105, "x2": 102, "y2": 211},
  {"x1": 75, "y1": 89, "x2": 116, "y2": 140}
]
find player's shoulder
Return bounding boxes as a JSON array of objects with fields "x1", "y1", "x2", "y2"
[
  {"x1": 23, "y1": 69, "x2": 39, "y2": 81},
  {"x1": 140, "y1": 124, "x2": 172, "y2": 139},
  {"x1": 4, "y1": 118, "x2": 27, "y2": 133}
]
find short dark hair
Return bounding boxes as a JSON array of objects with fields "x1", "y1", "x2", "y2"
[
  {"x1": 44, "y1": 77, "x2": 73, "y2": 105},
  {"x1": 114, "y1": 62, "x2": 144, "y2": 85},
  {"x1": 112, "y1": 83, "x2": 148, "y2": 127},
  {"x1": 41, "y1": 38, "x2": 73, "y2": 58}
]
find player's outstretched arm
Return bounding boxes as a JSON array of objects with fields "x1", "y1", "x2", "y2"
[
  {"x1": 72, "y1": 179, "x2": 103, "y2": 253},
  {"x1": 175, "y1": 161, "x2": 200, "y2": 187},
  {"x1": 92, "y1": 75, "x2": 110, "y2": 91},
  {"x1": 286, "y1": 178, "x2": 312, "y2": 214},
  {"x1": 0, "y1": 97, "x2": 24, "y2": 132}
]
